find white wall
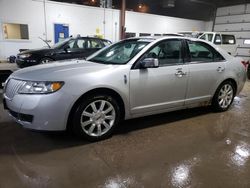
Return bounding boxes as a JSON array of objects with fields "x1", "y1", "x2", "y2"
[
  {"x1": 0, "y1": 0, "x2": 207, "y2": 60},
  {"x1": 205, "y1": 21, "x2": 213, "y2": 31},
  {"x1": 125, "y1": 11, "x2": 206, "y2": 36}
]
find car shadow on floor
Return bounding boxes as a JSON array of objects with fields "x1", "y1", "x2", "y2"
[
  {"x1": 117, "y1": 106, "x2": 212, "y2": 135},
  {"x1": 0, "y1": 106, "x2": 213, "y2": 155}
]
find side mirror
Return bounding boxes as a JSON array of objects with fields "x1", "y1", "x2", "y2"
[
  {"x1": 140, "y1": 58, "x2": 159, "y2": 69},
  {"x1": 64, "y1": 45, "x2": 70, "y2": 52}
]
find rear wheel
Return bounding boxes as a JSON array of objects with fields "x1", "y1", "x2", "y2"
[
  {"x1": 212, "y1": 81, "x2": 235, "y2": 112},
  {"x1": 72, "y1": 95, "x2": 121, "y2": 141}
]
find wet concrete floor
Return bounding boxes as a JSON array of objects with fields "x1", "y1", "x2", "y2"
[{"x1": 0, "y1": 82, "x2": 250, "y2": 188}]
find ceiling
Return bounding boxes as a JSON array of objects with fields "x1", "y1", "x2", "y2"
[{"x1": 52, "y1": 0, "x2": 250, "y2": 20}]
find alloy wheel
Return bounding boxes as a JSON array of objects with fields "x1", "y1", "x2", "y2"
[
  {"x1": 80, "y1": 100, "x2": 116, "y2": 137},
  {"x1": 41, "y1": 59, "x2": 52, "y2": 64},
  {"x1": 218, "y1": 84, "x2": 234, "y2": 109}
]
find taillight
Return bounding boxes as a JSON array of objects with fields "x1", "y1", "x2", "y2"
[{"x1": 241, "y1": 61, "x2": 249, "y2": 70}]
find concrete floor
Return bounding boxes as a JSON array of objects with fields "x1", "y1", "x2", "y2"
[
  {"x1": 0, "y1": 82, "x2": 250, "y2": 188},
  {"x1": 0, "y1": 61, "x2": 18, "y2": 71}
]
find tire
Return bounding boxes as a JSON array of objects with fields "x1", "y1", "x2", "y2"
[
  {"x1": 212, "y1": 81, "x2": 236, "y2": 112},
  {"x1": 39, "y1": 57, "x2": 54, "y2": 64},
  {"x1": 72, "y1": 95, "x2": 121, "y2": 141}
]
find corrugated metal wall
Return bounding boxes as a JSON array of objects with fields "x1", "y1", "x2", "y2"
[{"x1": 215, "y1": 4, "x2": 250, "y2": 60}]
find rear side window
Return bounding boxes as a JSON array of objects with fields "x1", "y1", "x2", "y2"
[
  {"x1": 214, "y1": 34, "x2": 222, "y2": 45},
  {"x1": 90, "y1": 39, "x2": 103, "y2": 48},
  {"x1": 187, "y1": 41, "x2": 224, "y2": 62},
  {"x1": 207, "y1": 34, "x2": 213, "y2": 42},
  {"x1": 103, "y1": 40, "x2": 112, "y2": 46},
  {"x1": 222, "y1": 35, "x2": 236, "y2": 44}
]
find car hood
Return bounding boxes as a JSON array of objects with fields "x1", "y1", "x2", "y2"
[
  {"x1": 19, "y1": 48, "x2": 52, "y2": 55},
  {"x1": 11, "y1": 59, "x2": 115, "y2": 81}
]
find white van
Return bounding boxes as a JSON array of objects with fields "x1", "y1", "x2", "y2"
[{"x1": 199, "y1": 32, "x2": 237, "y2": 56}]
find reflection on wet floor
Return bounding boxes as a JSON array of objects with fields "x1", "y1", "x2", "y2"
[
  {"x1": 230, "y1": 142, "x2": 250, "y2": 167},
  {"x1": 0, "y1": 82, "x2": 250, "y2": 187}
]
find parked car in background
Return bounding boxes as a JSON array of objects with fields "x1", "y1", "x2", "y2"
[
  {"x1": 16, "y1": 36, "x2": 112, "y2": 68},
  {"x1": 3, "y1": 36, "x2": 246, "y2": 141},
  {"x1": 199, "y1": 32, "x2": 238, "y2": 56},
  {"x1": 178, "y1": 32, "x2": 237, "y2": 56},
  {"x1": 178, "y1": 31, "x2": 204, "y2": 38}
]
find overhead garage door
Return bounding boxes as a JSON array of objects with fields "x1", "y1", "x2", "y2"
[{"x1": 214, "y1": 4, "x2": 250, "y2": 61}]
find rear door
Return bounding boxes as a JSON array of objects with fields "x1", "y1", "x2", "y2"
[{"x1": 185, "y1": 40, "x2": 226, "y2": 105}]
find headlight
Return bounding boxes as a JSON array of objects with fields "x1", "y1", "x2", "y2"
[
  {"x1": 19, "y1": 53, "x2": 32, "y2": 58},
  {"x1": 18, "y1": 81, "x2": 64, "y2": 94}
]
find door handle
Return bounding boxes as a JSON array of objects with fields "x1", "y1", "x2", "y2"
[{"x1": 217, "y1": 67, "x2": 225, "y2": 72}]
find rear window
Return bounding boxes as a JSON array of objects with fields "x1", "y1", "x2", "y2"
[{"x1": 222, "y1": 35, "x2": 236, "y2": 45}]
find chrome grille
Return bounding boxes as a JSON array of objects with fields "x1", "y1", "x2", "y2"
[{"x1": 5, "y1": 79, "x2": 26, "y2": 99}]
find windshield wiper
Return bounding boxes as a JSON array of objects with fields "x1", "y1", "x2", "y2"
[{"x1": 89, "y1": 59, "x2": 106, "y2": 64}]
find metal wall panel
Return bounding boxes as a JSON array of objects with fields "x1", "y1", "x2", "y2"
[
  {"x1": 215, "y1": 4, "x2": 250, "y2": 60},
  {"x1": 215, "y1": 14, "x2": 250, "y2": 24},
  {"x1": 214, "y1": 23, "x2": 250, "y2": 32},
  {"x1": 216, "y1": 5, "x2": 245, "y2": 16}
]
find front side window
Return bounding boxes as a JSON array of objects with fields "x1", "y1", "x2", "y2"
[
  {"x1": 200, "y1": 34, "x2": 206, "y2": 40},
  {"x1": 187, "y1": 41, "x2": 224, "y2": 62},
  {"x1": 76, "y1": 39, "x2": 88, "y2": 49},
  {"x1": 64, "y1": 39, "x2": 88, "y2": 49},
  {"x1": 143, "y1": 39, "x2": 183, "y2": 66},
  {"x1": 88, "y1": 39, "x2": 150, "y2": 64}
]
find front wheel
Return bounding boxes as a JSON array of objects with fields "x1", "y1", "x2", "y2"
[
  {"x1": 39, "y1": 57, "x2": 54, "y2": 64},
  {"x1": 72, "y1": 95, "x2": 121, "y2": 141},
  {"x1": 212, "y1": 81, "x2": 235, "y2": 112}
]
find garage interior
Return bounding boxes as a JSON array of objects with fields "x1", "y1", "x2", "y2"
[{"x1": 1, "y1": 0, "x2": 250, "y2": 187}]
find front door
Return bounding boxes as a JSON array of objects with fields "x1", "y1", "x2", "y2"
[
  {"x1": 57, "y1": 38, "x2": 90, "y2": 60},
  {"x1": 130, "y1": 39, "x2": 189, "y2": 115}
]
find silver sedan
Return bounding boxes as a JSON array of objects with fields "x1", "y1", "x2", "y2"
[{"x1": 3, "y1": 37, "x2": 247, "y2": 141}]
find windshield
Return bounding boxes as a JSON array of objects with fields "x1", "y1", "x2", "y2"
[
  {"x1": 51, "y1": 38, "x2": 71, "y2": 49},
  {"x1": 88, "y1": 39, "x2": 151, "y2": 64}
]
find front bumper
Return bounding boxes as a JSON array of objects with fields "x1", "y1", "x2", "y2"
[
  {"x1": 3, "y1": 91, "x2": 75, "y2": 131},
  {"x1": 16, "y1": 58, "x2": 39, "y2": 68}
]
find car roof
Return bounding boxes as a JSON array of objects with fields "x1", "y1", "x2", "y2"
[{"x1": 71, "y1": 36, "x2": 111, "y2": 42}]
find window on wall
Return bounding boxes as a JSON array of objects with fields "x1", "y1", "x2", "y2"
[
  {"x1": 244, "y1": 39, "x2": 250, "y2": 45},
  {"x1": 139, "y1": 33, "x2": 151, "y2": 37},
  {"x1": 2, "y1": 23, "x2": 29, "y2": 40},
  {"x1": 125, "y1": 32, "x2": 136, "y2": 39}
]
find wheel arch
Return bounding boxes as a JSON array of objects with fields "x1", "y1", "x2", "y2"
[
  {"x1": 66, "y1": 87, "x2": 126, "y2": 131},
  {"x1": 213, "y1": 78, "x2": 237, "y2": 98},
  {"x1": 39, "y1": 56, "x2": 55, "y2": 63}
]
